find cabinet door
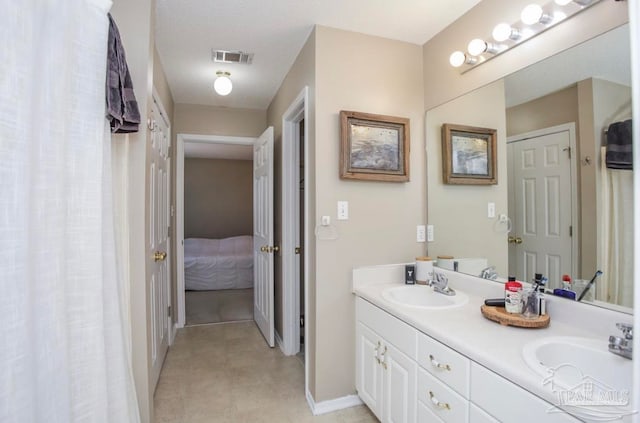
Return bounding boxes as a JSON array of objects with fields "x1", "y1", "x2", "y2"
[
  {"x1": 382, "y1": 342, "x2": 417, "y2": 423},
  {"x1": 356, "y1": 322, "x2": 383, "y2": 419},
  {"x1": 469, "y1": 403, "x2": 499, "y2": 423}
]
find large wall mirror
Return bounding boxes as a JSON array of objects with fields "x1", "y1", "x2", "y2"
[{"x1": 427, "y1": 21, "x2": 633, "y2": 312}]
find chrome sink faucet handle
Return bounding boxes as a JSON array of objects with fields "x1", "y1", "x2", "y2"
[
  {"x1": 616, "y1": 323, "x2": 633, "y2": 340},
  {"x1": 430, "y1": 272, "x2": 456, "y2": 296}
]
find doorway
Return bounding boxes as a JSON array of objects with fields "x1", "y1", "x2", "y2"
[
  {"x1": 507, "y1": 123, "x2": 578, "y2": 288},
  {"x1": 175, "y1": 134, "x2": 256, "y2": 329},
  {"x1": 281, "y1": 87, "x2": 309, "y2": 362}
]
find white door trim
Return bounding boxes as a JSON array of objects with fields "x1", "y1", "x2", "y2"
[
  {"x1": 507, "y1": 122, "x2": 579, "y2": 279},
  {"x1": 281, "y1": 86, "x2": 309, "y2": 357},
  {"x1": 175, "y1": 133, "x2": 256, "y2": 328}
]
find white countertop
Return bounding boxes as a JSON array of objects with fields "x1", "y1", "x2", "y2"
[{"x1": 352, "y1": 264, "x2": 634, "y2": 419}]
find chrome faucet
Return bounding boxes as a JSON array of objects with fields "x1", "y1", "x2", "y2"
[
  {"x1": 479, "y1": 266, "x2": 498, "y2": 280},
  {"x1": 608, "y1": 323, "x2": 633, "y2": 360},
  {"x1": 430, "y1": 272, "x2": 456, "y2": 296}
]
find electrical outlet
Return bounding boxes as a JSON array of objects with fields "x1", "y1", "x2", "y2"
[
  {"x1": 416, "y1": 225, "x2": 426, "y2": 242},
  {"x1": 337, "y1": 201, "x2": 349, "y2": 220},
  {"x1": 488, "y1": 202, "x2": 496, "y2": 218},
  {"x1": 426, "y1": 225, "x2": 434, "y2": 242}
]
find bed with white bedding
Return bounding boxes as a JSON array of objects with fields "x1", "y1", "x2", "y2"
[{"x1": 184, "y1": 236, "x2": 253, "y2": 291}]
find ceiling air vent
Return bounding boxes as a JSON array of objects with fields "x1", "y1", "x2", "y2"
[{"x1": 212, "y1": 50, "x2": 253, "y2": 65}]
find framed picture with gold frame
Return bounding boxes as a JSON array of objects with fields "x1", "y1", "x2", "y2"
[
  {"x1": 441, "y1": 123, "x2": 497, "y2": 185},
  {"x1": 340, "y1": 111, "x2": 410, "y2": 182}
]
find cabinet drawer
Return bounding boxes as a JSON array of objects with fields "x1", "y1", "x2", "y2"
[
  {"x1": 356, "y1": 297, "x2": 417, "y2": 359},
  {"x1": 417, "y1": 368, "x2": 469, "y2": 423},
  {"x1": 469, "y1": 403, "x2": 499, "y2": 423},
  {"x1": 418, "y1": 400, "x2": 445, "y2": 423},
  {"x1": 417, "y1": 332, "x2": 470, "y2": 398},
  {"x1": 470, "y1": 363, "x2": 581, "y2": 423}
]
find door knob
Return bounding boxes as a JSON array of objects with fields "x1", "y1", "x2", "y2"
[
  {"x1": 295, "y1": 247, "x2": 301, "y2": 255},
  {"x1": 508, "y1": 236, "x2": 523, "y2": 245},
  {"x1": 271, "y1": 245, "x2": 280, "y2": 253},
  {"x1": 153, "y1": 251, "x2": 167, "y2": 262},
  {"x1": 260, "y1": 246, "x2": 268, "y2": 252}
]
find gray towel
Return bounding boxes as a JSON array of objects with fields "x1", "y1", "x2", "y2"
[
  {"x1": 106, "y1": 14, "x2": 141, "y2": 133},
  {"x1": 605, "y1": 119, "x2": 633, "y2": 170}
]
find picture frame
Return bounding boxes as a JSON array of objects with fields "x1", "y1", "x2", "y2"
[
  {"x1": 441, "y1": 123, "x2": 497, "y2": 185},
  {"x1": 340, "y1": 111, "x2": 410, "y2": 182}
]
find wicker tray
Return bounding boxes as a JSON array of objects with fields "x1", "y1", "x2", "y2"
[{"x1": 480, "y1": 305, "x2": 550, "y2": 328}]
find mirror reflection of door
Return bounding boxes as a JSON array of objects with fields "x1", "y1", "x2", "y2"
[{"x1": 507, "y1": 125, "x2": 576, "y2": 288}]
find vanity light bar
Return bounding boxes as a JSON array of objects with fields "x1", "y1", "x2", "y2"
[{"x1": 449, "y1": 0, "x2": 602, "y2": 73}]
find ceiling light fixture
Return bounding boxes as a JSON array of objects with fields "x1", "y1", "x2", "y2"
[
  {"x1": 214, "y1": 71, "x2": 232, "y2": 96},
  {"x1": 448, "y1": 0, "x2": 602, "y2": 72}
]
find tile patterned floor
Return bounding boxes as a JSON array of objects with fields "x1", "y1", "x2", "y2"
[{"x1": 153, "y1": 321, "x2": 378, "y2": 423}]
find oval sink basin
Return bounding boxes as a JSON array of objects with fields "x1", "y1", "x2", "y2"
[
  {"x1": 381, "y1": 285, "x2": 468, "y2": 309},
  {"x1": 522, "y1": 336, "x2": 632, "y2": 405}
]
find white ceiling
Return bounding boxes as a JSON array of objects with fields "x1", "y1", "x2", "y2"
[{"x1": 155, "y1": 0, "x2": 482, "y2": 110}]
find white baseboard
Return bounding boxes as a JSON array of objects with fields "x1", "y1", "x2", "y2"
[
  {"x1": 305, "y1": 390, "x2": 363, "y2": 415},
  {"x1": 169, "y1": 322, "x2": 178, "y2": 345}
]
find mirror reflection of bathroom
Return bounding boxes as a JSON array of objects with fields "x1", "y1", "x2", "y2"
[{"x1": 428, "y1": 22, "x2": 633, "y2": 311}]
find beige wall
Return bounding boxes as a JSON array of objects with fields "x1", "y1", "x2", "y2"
[
  {"x1": 174, "y1": 103, "x2": 266, "y2": 138},
  {"x1": 422, "y1": 0, "x2": 628, "y2": 110},
  {"x1": 426, "y1": 80, "x2": 508, "y2": 275},
  {"x1": 153, "y1": 47, "x2": 174, "y2": 121},
  {"x1": 313, "y1": 26, "x2": 425, "y2": 401},
  {"x1": 184, "y1": 159, "x2": 253, "y2": 239},
  {"x1": 266, "y1": 28, "x2": 317, "y2": 393},
  {"x1": 110, "y1": 1, "x2": 155, "y2": 421},
  {"x1": 506, "y1": 85, "x2": 579, "y2": 137}
]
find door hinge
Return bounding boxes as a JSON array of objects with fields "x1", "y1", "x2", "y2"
[
  {"x1": 569, "y1": 225, "x2": 573, "y2": 237},
  {"x1": 167, "y1": 305, "x2": 171, "y2": 317}
]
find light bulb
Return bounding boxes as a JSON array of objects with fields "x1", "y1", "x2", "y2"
[
  {"x1": 492, "y1": 23, "x2": 513, "y2": 42},
  {"x1": 554, "y1": 0, "x2": 572, "y2": 5},
  {"x1": 449, "y1": 51, "x2": 466, "y2": 67},
  {"x1": 468, "y1": 38, "x2": 487, "y2": 56},
  {"x1": 521, "y1": 4, "x2": 543, "y2": 25},
  {"x1": 214, "y1": 72, "x2": 232, "y2": 96}
]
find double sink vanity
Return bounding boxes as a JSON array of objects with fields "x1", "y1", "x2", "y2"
[{"x1": 352, "y1": 264, "x2": 634, "y2": 423}]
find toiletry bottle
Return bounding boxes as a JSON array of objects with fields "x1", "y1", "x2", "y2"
[
  {"x1": 537, "y1": 276, "x2": 547, "y2": 315},
  {"x1": 504, "y1": 276, "x2": 522, "y2": 313},
  {"x1": 561, "y1": 274, "x2": 573, "y2": 291}
]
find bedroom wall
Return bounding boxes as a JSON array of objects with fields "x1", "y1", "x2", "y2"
[{"x1": 184, "y1": 158, "x2": 253, "y2": 239}]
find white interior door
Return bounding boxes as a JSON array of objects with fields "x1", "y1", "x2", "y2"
[
  {"x1": 508, "y1": 129, "x2": 573, "y2": 288},
  {"x1": 253, "y1": 126, "x2": 275, "y2": 347},
  {"x1": 149, "y1": 98, "x2": 171, "y2": 389}
]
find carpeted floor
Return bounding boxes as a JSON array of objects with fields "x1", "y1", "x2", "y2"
[{"x1": 185, "y1": 288, "x2": 253, "y2": 326}]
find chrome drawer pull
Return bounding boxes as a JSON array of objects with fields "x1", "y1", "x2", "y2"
[
  {"x1": 380, "y1": 345, "x2": 388, "y2": 369},
  {"x1": 429, "y1": 354, "x2": 451, "y2": 371},
  {"x1": 429, "y1": 391, "x2": 451, "y2": 410}
]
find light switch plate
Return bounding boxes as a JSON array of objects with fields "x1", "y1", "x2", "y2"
[
  {"x1": 416, "y1": 225, "x2": 426, "y2": 242},
  {"x1": 426, "y1": 225, "x2": 434, "y2": 242},
  {"x1": 488, "y1": 202, "x2": 496, "y2": 218},
  {"x1": 337, "y1": 201, "x2": 349, "y2": 220}
]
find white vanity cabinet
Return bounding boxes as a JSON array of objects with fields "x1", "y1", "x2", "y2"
[
  {"x1": 469, "y1": 363, "x2": 581, "y2": 423},
  {"x1": 355, "y1": 296, "x2": 585, "y2": 423},
  {"x1": 356, "y1": 298, "x2": 417, "y2": 423}
]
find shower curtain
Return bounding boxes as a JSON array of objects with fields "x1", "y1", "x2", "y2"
[
  {"x1": 0, "y1": 1, "x2": 140, "y2": 422},
  {"x1": 598, "y1": 147, "x2": 634, "y2": 308}
]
